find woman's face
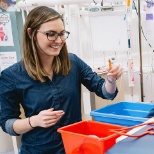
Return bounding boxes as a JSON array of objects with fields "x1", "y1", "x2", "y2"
[{"x1": 36, "y1": 18, "x2": 65, "y2": 59}]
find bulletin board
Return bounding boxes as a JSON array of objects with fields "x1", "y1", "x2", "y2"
[{"x1": 0, "y1": 11, "x2": 23, "y2": 63}]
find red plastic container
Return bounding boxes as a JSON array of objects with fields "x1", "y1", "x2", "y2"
[{"x1": 58, "y1": 120, "x2": 127, "y2": 154}]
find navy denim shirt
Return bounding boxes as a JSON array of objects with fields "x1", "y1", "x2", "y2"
[{"x1": 0, "y1": 53, "x2": 118, "y2": 154}]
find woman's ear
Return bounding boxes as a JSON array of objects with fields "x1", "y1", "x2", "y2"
[{"x1": 27, "y1": 28, "x2": 32, "y2": 39}]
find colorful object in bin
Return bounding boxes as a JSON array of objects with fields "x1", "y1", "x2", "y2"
[
  {"x1": 90, "y1": 102, "x2": 154, "y2": 126},
  {"x1": 58, "y1": 120, "x2": 127, "y2": 154}
]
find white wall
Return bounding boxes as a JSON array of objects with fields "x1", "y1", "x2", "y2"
[{"x1": 67, "y1": 3, "x2": 154, "y2": 103}]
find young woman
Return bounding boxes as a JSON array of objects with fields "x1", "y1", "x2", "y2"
[{"x1": 0, "y1": 6, "x2": 122, "y2": 154}]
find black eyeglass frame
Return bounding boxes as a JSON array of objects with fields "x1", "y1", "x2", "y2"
[{"x1": 37, "y1": 30, "x2": 70, "y2": 41}]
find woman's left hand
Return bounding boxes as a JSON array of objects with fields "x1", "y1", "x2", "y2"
[{"x1": 107, "y1": 63, "x2": 123, "y2": 80}]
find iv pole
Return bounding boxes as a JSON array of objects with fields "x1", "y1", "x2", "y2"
[{"x1": 137, "y1": 0, "x2": 144, "y2": 102}]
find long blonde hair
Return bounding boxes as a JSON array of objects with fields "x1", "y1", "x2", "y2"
[{"x1": 22, "y1": 6, "x2": 70, "y2": 82}]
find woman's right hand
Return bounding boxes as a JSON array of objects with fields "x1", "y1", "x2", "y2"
[{"x1": 30, "y1": 108, "x2": 65, "y2": 128}]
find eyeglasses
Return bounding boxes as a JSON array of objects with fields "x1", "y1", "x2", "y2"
[{"x1": 37, "y1": 30, "x2": 70, "y2": 41}]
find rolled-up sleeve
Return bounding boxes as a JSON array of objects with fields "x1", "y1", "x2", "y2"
[
  {"x1": 0, "y1": 69, "x2": 21, "y2": 136},
  {"x1": 5, "y1": 119, "x2": 20, "y2": 136},
  {"x1": 102, "y1": 82, "x2": 118, "y2": 100}
]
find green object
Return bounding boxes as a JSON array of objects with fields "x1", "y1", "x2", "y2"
[{"x1": 15, "y1": 0, "x2": 21, "y2": 3}]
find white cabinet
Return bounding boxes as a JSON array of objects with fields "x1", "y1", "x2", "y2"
[{"x1": 0, "y1": 128, "x2": 13, "y2": 153}]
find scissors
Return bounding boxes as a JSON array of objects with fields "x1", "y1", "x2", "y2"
[{"x1": 110, "y1": 121, "x2": 154, "y2": 138}]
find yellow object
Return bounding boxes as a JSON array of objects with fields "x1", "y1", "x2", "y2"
[
  {"x1": 127, "y1": 0, "x2": 131, "y2": 6},
  {"x1": 108, "y1": 58, "x2": 112, "y2": 71}
]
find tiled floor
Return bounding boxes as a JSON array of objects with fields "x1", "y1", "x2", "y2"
[{"x1": 0, "y1": 151, "x2": 15, "y2": 154}]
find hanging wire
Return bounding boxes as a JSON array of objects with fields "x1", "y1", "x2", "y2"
[
  {"x1": 93, "y1": 0, "x2": 97, "y2": 5},
  {"x1": 133, "y1": 0, "x2": 154, "y2": 52},
  {"x1": 101, "y1": 0, "x2": 103, "y2": 6},
  {"x1": 133, "y1": 0, "x2": 154, "y2": 74}
]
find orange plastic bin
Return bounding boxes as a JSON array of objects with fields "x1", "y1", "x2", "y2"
[{"x1": 58, "y1": 120, "x2": 127, "y2": 154}]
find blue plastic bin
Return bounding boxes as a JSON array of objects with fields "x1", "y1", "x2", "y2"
[{"x1": 90, "y1": 102, "x2": 154, "y2": 126}]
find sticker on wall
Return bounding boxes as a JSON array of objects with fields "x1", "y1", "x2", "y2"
[
  {"x1": 0, "y1": 13, "x2": 14, "y2": 46},
  {"x1": 0, "y1": 51, "x2": 17, "y2": 73},
  {"x1": 0, "y1": 0, "x2": 16, "y2": 12},
  {"x1": 127, "y1": 57, "x2": 134, "y2": 87}
]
